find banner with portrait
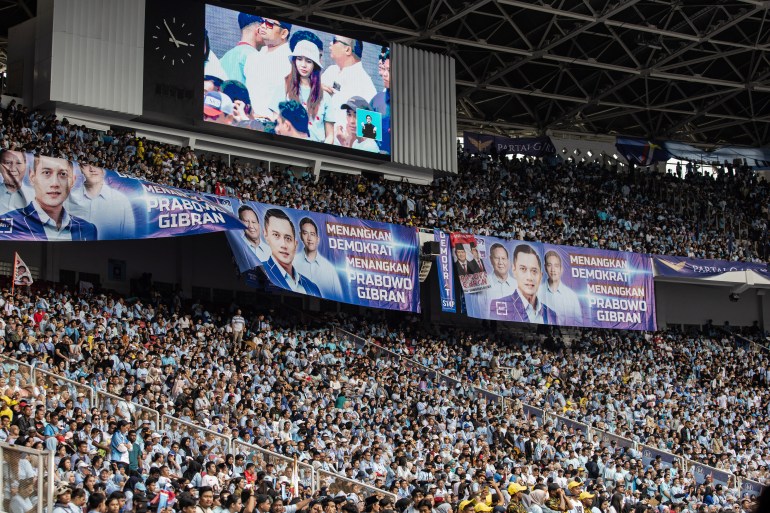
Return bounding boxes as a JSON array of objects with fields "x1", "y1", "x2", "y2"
[
  {"x1": 451, "y1": 234, "x2": 657, "y2": 330},
  {"x1": 0, "y1": 151, "x2": 243, "y2": 241},
  {"x1": 449, "y1": 232, "x2": 491, "y2": 294},
  {"x1": 216, "y1": 197, "x2": 420, "y2": 312}
]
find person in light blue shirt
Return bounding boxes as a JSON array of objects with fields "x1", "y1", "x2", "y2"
[
  {"x1": 293, "y1": 217, "x2": 343, "y2": 300},
  {"x1": 220, "y1": 13, "x2": 264, "y2": 85},
  {"x1": 541, "y1": 250, "x2": 583, "y2": 326}
]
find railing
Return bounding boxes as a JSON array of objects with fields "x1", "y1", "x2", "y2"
[
  {"x1": 688, "y1": 461, "x2": 736, "y2": 489},
  {"x1": 0, "y1": 352, "x2": 765, "y2": 500},
  {"x1": 95, "y1": 390, "x2": 161, "y2": 430},
  {"x1": 590, "y1": 427, "x2": 636, "y2": 450},
  {"x1": 33, "y1": 367, "x2": 94, "y2": 410},
  {"x1": 161, "y1": 415, "x2": 232, "y2": 460},
  {"x1": 0, "y1": 442, "x2": 54, "y2": 513},
  {"x1": 741, "y1": 478, "x2": 766, "y2": 498},
  {"x1": 639, "y1": 444, "x2": 685, "y2": 470},
  {"x1": 316, "y1": 470, "x2": 397, "y2": 502},
  {"x1": 233, "y1": 440, "x2": 315, "y2": 491},
  {"x1": 0, "y1": 357, "x2": 36, "y2": 400},
  {"x1": 545, "y1": 412, "x2": 591, "y2": 440}
]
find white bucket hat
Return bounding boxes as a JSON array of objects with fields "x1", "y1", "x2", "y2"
[{"x1": 289, "y1": 39, "x2": 322, "y2": 69}]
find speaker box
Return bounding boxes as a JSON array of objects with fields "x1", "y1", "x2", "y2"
[{"x1": 423, "y1": 241, "x2": 441, "y2": 256}]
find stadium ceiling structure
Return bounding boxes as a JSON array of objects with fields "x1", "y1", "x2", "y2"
[{"x1": 3, "y1": 1, "x2": 770, "y2": 146}]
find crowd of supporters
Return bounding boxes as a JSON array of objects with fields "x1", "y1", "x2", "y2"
[
  {"x1": 1, "y1": 100, "x2": 769, "y2": 262},
  {"x1": 0, "y1": 286, "x2": 766, "y2": 513}
]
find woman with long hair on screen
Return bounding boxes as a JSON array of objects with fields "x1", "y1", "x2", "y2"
[{"x1": 269, "y1": 30, "x2": 333, "y2": 143}]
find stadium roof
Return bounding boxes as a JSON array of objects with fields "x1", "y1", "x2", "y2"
[{"x1": 3, "y1": 0, "x2": 770, "y2": 146}]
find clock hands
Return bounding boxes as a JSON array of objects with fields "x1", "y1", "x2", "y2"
[
  {"x1": 163, "y1": 19, "x2": 181, "y2": 48},
  {"x1": 168, "y1": 38, "x2": 191, "y2": 47}
]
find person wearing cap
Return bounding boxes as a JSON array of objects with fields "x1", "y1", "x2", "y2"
[
  {"x1": 508, "y1": 483, "x2": 528, "y2": 513},
  {"x1": 220, "y1": 13, "x2": 265, "y2": 85},
  {"x1": 577, "y1": 492, "x2": 597, "y2": 513},
  {"x1": 204, "y1": 92, "x2": 235, "y2": 125},
  {"x1": 53, "y1": 483, "x2": 73, "y2": 513},
  {"x1": 370, "y1": 47, "x2": 391, "y2": 153},
  {"x1": 336, "y1": 97, "x2": 378, "y2": 152},
  {"x1": 274, "y1": 100, "x2": 310, "y2": 140},
  {"x1": 321, "y1": 35, "x2": 376, "y2": 128},
  {"x1": 268, "y1": 30, "x2": 332, "y2": 143},
  {"x1": 244, "y1": 17, "x2": 293, "y2": 117}
]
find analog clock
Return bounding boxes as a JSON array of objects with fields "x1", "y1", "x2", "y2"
[{"x1": 150, "y1": 17, "x2": 195, "y2": 67}]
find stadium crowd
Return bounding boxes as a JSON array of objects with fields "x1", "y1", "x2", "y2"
[
  {"x1": 0, "y1": 285, "x2": 765, "y2": 513},
  {"x1": 1, "y1": 100, "x2": 769, "y2": 262}
]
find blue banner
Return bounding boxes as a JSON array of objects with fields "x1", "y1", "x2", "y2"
[
  {"x1": 653, "y1": 255, "x2": 769, "y2": 278},
  {"x1": 640, "y1": 445, "x2": 681, "y2": 469},
  {"x1": 616, "y1": 136, "x2": 770, "y2": 168},
  {"x1": 463, "y1": 132, "x2": 555, "y2": 157},
  {"x1": 434, "y1": 229, "x2": 456, "y2": 312},
  {"x1": 452, "y1": 234, "x2": 657, "y2": 330},
  {"x1": 0, "y1": 151, "x2": 243, "y2": 241},
  {"x1": 218, "y1": 197, "x2": 420, "y2": 312},
  {"x1": 691, "y1": 463, "x2": 733, "y2": 488},
  {"x1": 615, "y1": 137, "x2": 669, "y2": 166},
  {"x1": 740, "y1": 479, "x2": 765, "y2": 498}
]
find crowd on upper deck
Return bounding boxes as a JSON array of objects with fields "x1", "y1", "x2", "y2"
[{"x1": 1, "y1": 100, "x2": 768, "y2": 262}]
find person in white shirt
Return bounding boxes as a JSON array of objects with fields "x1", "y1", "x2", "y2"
[
  {"x1": 0, "y1": 150, "x2": 29, "y2": 215},
  {"x1": 10, "y1": 479, "x2": 36, "y2": 513},
  {"x1": 66, "y1": 163, "x2": 135, "y2": 240},
  {"x1": 541, "y1": 250, "x2": 583, "y2": 326},
  {"x1": 293, "y1": 217, "x2": 343, "y2": 299},
  {"x1": 231, "y1": 309, "x2": 246, "y2": 344},
  {"x1": 322, "y1": 36, "x2": 376, "y2": 129},
  {"x1": 243, "y1": 18, "x2": 293, "y2": 118}
]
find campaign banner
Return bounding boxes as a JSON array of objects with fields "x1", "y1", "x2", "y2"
[
  {"x1": 452, "y1": 234, "x2": 656, "y2": 330},
  {"x1": 653, "y1": 255, "x2": 769, "y2": 278},
  {"x1": 740, "y1": 479, "x2": 765, "y2": 498},
  {"x1": 691, "y1": 463, "x2": 733, "y2": 488},
  {"x1": 449, "y1": 232, "x2": 491, "y2": 294},
  {"x1": 549, "y1": 414, "x2": 589, "y2": 438},
  {"x1": 434, "y1": 230, "x2": 456, "y2": 313},
  {"x1": 218, "y1": 197, "x2": 420, "y2": 312},
  {"x1": 640, "y1": 445, "x2": 681, "y2": 469},
  {"x1": 615, "y1": 137, "x2": 669, "y2": 166},
  {"x1": 616, "y1": 136, "x2": 770, "y2": 168},
  {"x1": 463, "y1": 132, "x2": 555, "y2": 157},
  {"x1": 0, "y1": 151, "x2": 243, "y2": 241}
]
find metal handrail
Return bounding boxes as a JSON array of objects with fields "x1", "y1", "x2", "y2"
[
  {"x1": 95, "y1": 390, "x2": 161, "y2": 429},
  {"x1": 232, "y1": 440, "x2": 315, "y2": 490},
  {"x1": 33, "y1": 366, "x2": 95, "y2": 406}
]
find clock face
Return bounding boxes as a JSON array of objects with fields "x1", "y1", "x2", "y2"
[{"x1": 151, "y1": 17, "x2": 195, "y2": 67}]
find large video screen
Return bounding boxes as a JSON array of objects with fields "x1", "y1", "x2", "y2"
[{"x1": 203, "y1": 5, "x2": 391, "y2": 156}]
